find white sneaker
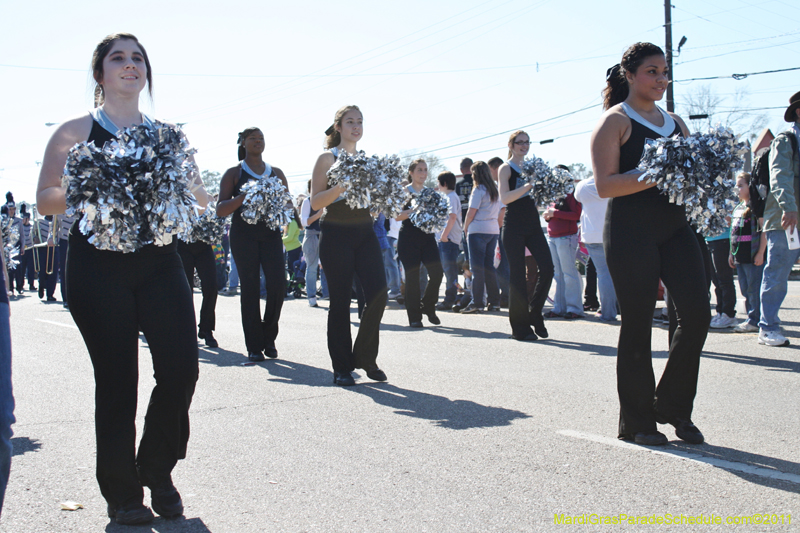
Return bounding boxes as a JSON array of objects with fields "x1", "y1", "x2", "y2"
[
  {"x1": 758, "y1": 330, "x2": 790, "y2": 346},
  {"x1": 308, "y1": 298, "x2": 317, "y2": 307},
  {"x1": 733, "y1": 321, "x2": 758, "y2": 333},
  {"x1": 708, "y1": 313, "x2": 721, "y2": 328},
  {"x1": 710, "y1": 313, "x2": 737, "y2": 329}
]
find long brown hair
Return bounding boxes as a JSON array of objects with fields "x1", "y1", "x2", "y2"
[
  {"x1": 470, "y1": 161, "x2": 499, "y2": 203},
  {"x1": 91, "y1": 33, "x2": 153, "y2": 108},
  {"x1": 507, "y1": 130, "x2": 528, "y2": 159},
  {"x1": 602, "y1": 42, "x2": 664, "y2": 110},
  {"x1": 324, "y1": 105, "x2": 361, "y2": 149}
]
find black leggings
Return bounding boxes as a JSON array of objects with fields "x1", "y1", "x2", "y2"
[
  {"x1": 397, "y1": 231, "x2": 443, "y2": 323},
  {"x1": 178, "y1": 240, "x2": 218, "y2": 332},
  {"x1": 229, "y1": 229, "x2": 285, "y2": 354},
  {"x1": 67, "y1": 235, "x2": 198, "y2": 508},
  {"x1": 501, "y1": 227, "x2": 554, "y2": 338},
  {"x1": 319, "y1": 220, "x2": 387, "y2": 374},
  {"x1": 605, "y1": 200, "x2": 710, "y2": 436}
]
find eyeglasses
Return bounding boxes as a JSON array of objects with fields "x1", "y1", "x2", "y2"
[{"x1": 514, "y1": 141, "x2": 531, "y2": 146}]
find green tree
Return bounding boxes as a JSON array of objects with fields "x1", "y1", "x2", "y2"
[{"x1": 567, "y1": 163, "x2": 593, "y2": 181}]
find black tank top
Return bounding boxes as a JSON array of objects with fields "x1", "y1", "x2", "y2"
[
  {"x1": 71, "y1": 118, "x2": 176, "y2": 255},
  {"x1": 306, "y1": 205, "x2": 321, "y2": 232},
  {"x1": 399, "y1": 186, "x2": 431, "y2": 240},
  {"x1": 503, "y1": 165, "x2": 540, "y2": 234},
  {"x1": 230, "y1": 165, "x2": 280, "y2": 240},
  {"x1": 320, "y1": 149, "x2": 372, "y2": 226},
  {"x1": 618, "y1": 113, "x2": 683, "y2": 203}
]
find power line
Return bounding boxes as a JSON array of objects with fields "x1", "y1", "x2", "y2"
[{"x1": 674, "y1": 66, "x2": 800, "y2": 83}]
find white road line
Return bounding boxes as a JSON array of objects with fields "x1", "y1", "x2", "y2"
[
  {"x1": 35, "y1": 319, "x2": 78, "y2": 330},
  {"x1": 558, "y1": 430, "x2": 800, "y2": 485}
]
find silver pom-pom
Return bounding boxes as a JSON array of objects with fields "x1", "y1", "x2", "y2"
[
  {"x1": 409, "y1": 188, "x2": 451, "y2": 234},
  {"x1": 184, "y1": 205, "x2": 230, "y2": 245},
  {"x1": 520, "y1": 156, "x2": 574, "y2": 207},
  {"x1": 1, "y1": 217, "x2": 19, "y2": 270},
  {"x1": 240, "y1": 176, "x2": 294, "y2": 230},
  {"x1": 638, "y1": 126, "x2": 748, "y2": 236},
  {"x1": 369, "y1": 155, "x2": 410, "y2": 218},
  {"x1": 326, "y1": 151, "x2": 409, "y2": 216},
  {"x1": 62, "y1": 122, "x2": 198, "y2": 252},
  {"x1": 326, "y1": 150, "x2": 373, "y2": 210}
]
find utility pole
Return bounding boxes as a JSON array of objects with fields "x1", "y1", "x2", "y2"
[{"x1": 665, "y1": 0, "x2": 674, "y2": 112}]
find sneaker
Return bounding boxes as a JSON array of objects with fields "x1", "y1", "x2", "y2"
[
  {"x1": 758, "y1": 330, "x2": 790, "y2": 346},
  {"x1": 733, "y1": 321, "x2": 758, "y2": 333},
  {"x1": 710, "y1": 313, "x2": 736, "y2": 329},
  {"x1": 460, "y1": 303, "x2": 480, "y2": 314},
  {"x1": 708, "y1": 313, "x2": 722, "y2": 328},
  {"x1": 387, "y1": 291, "x2": 401, "y2": 300},
  {"x1": 308, "y1": 298, "x2": 318, "y2": 307}
]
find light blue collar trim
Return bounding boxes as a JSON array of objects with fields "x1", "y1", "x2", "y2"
[
  {"x1": 621, "y1": 102, "x2": 675, "y2": 137},
  {"x1": 241, "y1": 159, "x2": 273, "y2": 179},
  {"x1": 507, "y1": 160, "x2": 522, "y2": 174},
  {"x1": 90, "y1": 106, "x2": 155, "y2": 136}
]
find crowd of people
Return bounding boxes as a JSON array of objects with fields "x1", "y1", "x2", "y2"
[{"x1": 0, "y1": 32, "x2": 792, "y2": 526}]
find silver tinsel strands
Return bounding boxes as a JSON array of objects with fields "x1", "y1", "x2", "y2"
[
  {"x1": 184, "y1": 205, "x2": 230, "y2": 245},
  {"x1": 326, "y1": 150, "x2": 373, "y2": 210},
  {"x1": 62, "y1": 122, "x2": 199, "y2": 252},
  {"x1": 409, "y1": 188, "x2": 451, "y2": 234},
  {"x1": 637, "y1": 125, "x2": 749, "y2": 236},
  {"x1": 520, "y1": 156, "x2": 575, "y2": 207},
  {"x1": 368, "y1": 154, "x2": 409, "y2": 218},
  {"x1": 239, "y1": 176, "x2": 294, "y2": 230},
  {"x1": 1, "y1": 217, "x2": 19, "y2": 270}
]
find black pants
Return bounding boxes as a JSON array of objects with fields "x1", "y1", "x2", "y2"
[
  {"x1": 707, "y1": 238, "x2": 736, "y2": 317},
  {"x1": 397, "y1": 231, "x2": 443, "y2": 323},
  {"x1": 67, "y1": 236, "x2": 198, "y2": 509},
  {"x1": 229, "y1": 229, "x2": 285, "y2": 355},
  {"x1": 584, "y1": 258, "x2": 599, "y2": 308},
  {"x1": 36, "y1": 247, "x2": 58, "y2": 298},
  {"x1": 667, "y1": 229, "x2": 713, "y2": 345},
  {"x1": 319, "y1": 220, "x2": 387, "y2": 373},
  {"x1": 501, "y1": 227, "x2": 554, "y2": 338},
  {"x1": 605, "y1": 200, "x2": 710, "y2": 437},
  {"x1": 178, "y1": 240, "x2": 218, "y2": 332}
]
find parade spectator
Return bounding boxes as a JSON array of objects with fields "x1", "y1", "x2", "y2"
[
  {"x1": 574, "y1": 175, "x2": 618, "y2": 321},
  {"x1": 758, "y1": 90, "x2": 800, "y2": 346},
  {"x1": 385, "y1": 216, "x2": 402, "y2": 301},
  {"x1": 707, "y1": 226, "x2": 737, "y2": 329},
  {"x1": 435, "y1": 171, "x2": 462, "y2": 311},
  {"x1": 488, "y1": 157, "x2": 510, "y2": 308},
  {"x1": 300, "y1": 181, "x2": 324, "y2": 307}
]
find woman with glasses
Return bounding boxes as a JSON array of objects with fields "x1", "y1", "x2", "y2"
[{"x1": 497, "y1": 131, "x2": 554, "y2": 341}]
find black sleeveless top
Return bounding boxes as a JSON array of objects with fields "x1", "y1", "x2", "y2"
[
  {"x1": 320, "y1": 150, "x2": 372, "y2": 226},
  {"x1": 71, "y1": 119, "x2": 176, "y2": 255},
  {"x1": 503, "y1": 165, "x2": 540, "y2": 234},
  {"x1": 230, "y1": 165, "x2": 280, "y2": 240},
  {"x1": 399, "y1": 186, "x2": 433, "y2": 240},
  {"x1": 306, "y1": 205, "x2": 321, "y2": 232},
  {"x1": 617, "y1": 116, "x2": 683, "y2": 204}
]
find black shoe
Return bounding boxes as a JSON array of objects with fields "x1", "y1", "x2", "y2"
[
  {"x1": 395, "y1": 295, "x2": 405, "y2": 305},
  {"x1": 333, "y1": 371, "x2": 355, "y2": 386},
  {"x1": 365, "y1": 366, "x2": 387, "y2": 382},
  {"x1": 425, "y1": 312, "x2": 441, "y2": 325},
  {"x1": 435, "y1": 302, "x2": 452, "y2": 311},
  {"x1": 38, "y1": 286, "x2": 44, "y2": 299},
  {"x1": 46, "y1": 296, "x2": 57, "y2": 302},
  {"x1": 248, "y1": 351, "x2": 266, "y2": 362},
  {"x1": 29, "y1": 285, "x2": 36, "y2": 291},
  {"x1": 620, "y1": 431, "x2": 668, "y2": 446},
  {"x1": 264, "y1": 346, "x2": 278, "y2": 359},
  {"x1": 451, "y1": 304, "x2": 464, "y2": 313},
  {"x1": 486, "y1": 303, "x2": 499, "y2": 312},
  {"x1": 655, "y1": 412, "x2": 704, "y2": 444},
  {"x1": 512, "y1": 332, "x2": 538, "y2": 341},
  {"x1": 63, "y1": 302, "x2": 69, "y2": 310},
  {"x1": 138, "y1": 471, "x2": 184, "y2": 519},
  {"x1": 409, "y1": 321, "x2": 424, "y2": 328},
  {"x1": 198, "y1": 330, "x2": 218, "y2": 348},
  {"x1": 108, "y1": 502, "x2": 155, "y2": 525}
]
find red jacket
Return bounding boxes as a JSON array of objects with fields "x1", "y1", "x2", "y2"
[{"x1": 546, "y1": 193, "x2": 581, "y2": 238}]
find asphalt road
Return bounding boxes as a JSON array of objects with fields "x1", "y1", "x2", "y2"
[{"x1": 2, "y1": 281, "x2": 798, "y2": 532}]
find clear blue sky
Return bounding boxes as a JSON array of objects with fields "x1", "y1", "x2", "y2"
[{"x1": 1, "y1": 0, "x2": 798, "y2": 202}]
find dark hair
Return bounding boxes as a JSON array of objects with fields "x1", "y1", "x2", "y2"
[
  {"x1": 460, "y1": 157, "x2": 474, "y2": 172},
  {"x1": 602, "y1": 42, "x2": 664, "y2": 110},
  {"x1": 307, "y1": 179, "x2": 312, "y2": 194},
  {"x1": 437, "y1": 171, "x2": 456, "y2": 190},
  {"x1": 92, "y1": 33, "x2": 153, "y2": 108},
  {"x1": 487, "y1": 157, "x2": 504, "y2": 169},
  {"x1": 237, "y1": 127, "x2": 261, "y2": 161},
  {"x1": 470, "y1": 162, "x2": 499, "y2": 203},
  {"x1": 324, "y1": 105, "x2": 361, "y2": 149},
  {"x1": 507, "y1": 130, "x2": 528, "y2": 159},
  {"x1": 292, "y1": 206, "x2": 303, "y2": 230},
  {"x1": 408, "y1": 158, "x2": 427, "y2": 177},
  {"x1": 737, "y1": 171, "x2": 753, "y2": 218}
]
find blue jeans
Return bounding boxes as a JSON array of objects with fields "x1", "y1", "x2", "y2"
[
  {"x1": 229, "y1": 254, "x2": 239, "y2": 289},
  {"x1": 759, "y1": 230, "x2": 799, "y2": 331},
  {"x1": 585, "y1": 243, "x2": 618, "y2": 321},
  {"x1": 547, "y1": 233, "x2": 583, "y2": 315},
  {"x1": 467, "y1": 233, "x2": 499, "y2": 307},
  {"x1": 737, "y1": 262, "x2": 764, "y2": 327},
  {"x1": 385, "y1": 237, "x2": 401, "y2": 294},
  {"x1": 302, "y1": 230, "x2": 321, "y2": 301},
  {"x1": 0, "y1": 303, "x2": 13, "y2": 515},
  {"x1": 382, "y1": 246, "x2": 401, "y2": 295},
  {"x1": 438, "y1": 241, "x2": 460, "y2": 304}
]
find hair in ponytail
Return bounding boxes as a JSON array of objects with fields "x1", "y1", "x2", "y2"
[
  {"x1": 324, "y1": 105, "x2": 361, "y2": 149},
  {"x1": 602, "y1": 42, "x2": 664, "y2": 110},
  {"x1": 91, "y1": 33, "x2": 153, "y2": 108},
  {"x1": 237, "y1": 127, "x2": 261, "y2": 161},
  {"x1": 507, "y1": 130, "x2": 528, "y2": 159}
]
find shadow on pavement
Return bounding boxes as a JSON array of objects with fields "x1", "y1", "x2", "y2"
[
  {"x1": 702, "y1": 351, "x2": 800, "y2": 372},
  {"x1": 261, "y1": 359, "x2": 530, "y2": 430},
  {"x1": 11, "y1": 436, "x2": 41, "y2": 456},
  {"x1": 105, "y1": 516, "x2": 211, "y2": 532},
  {"x1": 377, "y1": 322, "x2": 510, "y2": 339},
  {"x1": 543, "y1": 339, "x2": 618, "y2": 358},
  {"x1": 666, "y1": 442, "x2": 800, "y2": 494}
]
